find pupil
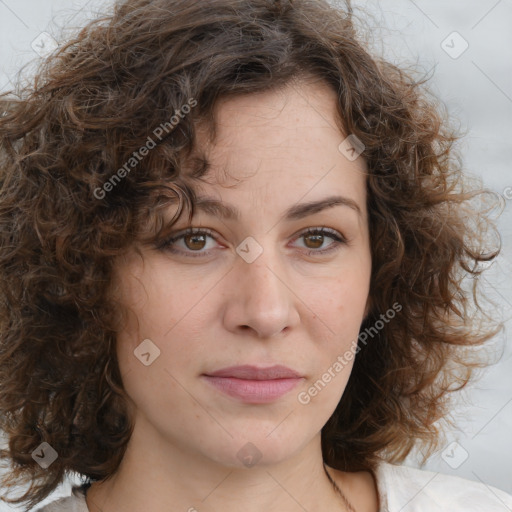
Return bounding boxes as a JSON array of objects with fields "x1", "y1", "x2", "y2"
[
  {"x1": 306, "y1": 234, "x2": 323, "y2": 249},
  {"x1": 185, "y1": 234, "x2": 206, "y2": 250}
]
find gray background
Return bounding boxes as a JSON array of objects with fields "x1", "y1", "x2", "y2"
[{"x1": 0, "y1": 0, "x2": 511, "y2": 509}]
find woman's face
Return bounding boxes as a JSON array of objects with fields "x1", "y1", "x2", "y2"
[{"x1": 112, "y1": 79, "x2": 372, "y2": 468}]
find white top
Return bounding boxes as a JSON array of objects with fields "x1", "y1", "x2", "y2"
[{"x1": 35, "y1": 462, "x2": 512, "y2": 511}]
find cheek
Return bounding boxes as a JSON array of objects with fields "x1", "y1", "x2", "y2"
[
  {"x1": 113, "y1": 265, "x2": 211, "y2": 377},
  {"x1": 310, "y1": 265, "x2": 370, "y2": 327},
  {"x1": 114, "y1": 262, "x2": 202, "y2": 338}
]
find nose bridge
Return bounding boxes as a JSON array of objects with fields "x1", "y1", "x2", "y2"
[
  {"x1": 240, "y1": 240, "x2": 288, "y2": 309},
  {"x1": 223, "y1": 238, "x2": 298, "y2": 338},
  {"x1": 244, "y1": 253, "x2": 285, "y2": 304}
]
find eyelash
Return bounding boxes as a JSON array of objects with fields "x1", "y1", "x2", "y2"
[{"x1": 155, "y1": 227, "x2": 347, "y2": 258}]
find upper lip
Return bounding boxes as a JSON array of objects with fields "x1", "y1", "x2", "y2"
[{"x1": 204, "y1": 365, "x2": 302, "y2": 380}]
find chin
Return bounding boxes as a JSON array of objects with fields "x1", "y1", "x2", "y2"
[{"x1": 198, "y1": 429, "x2": 308, "y2": 470}]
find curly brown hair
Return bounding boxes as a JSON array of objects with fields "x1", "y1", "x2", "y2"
[{"x1": 0, "y1": 0, "x2": 502, "y2": 509}]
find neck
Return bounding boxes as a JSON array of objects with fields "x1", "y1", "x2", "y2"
[{"x1": 84, "y1": 425, "x2": 354, "y2": 512}]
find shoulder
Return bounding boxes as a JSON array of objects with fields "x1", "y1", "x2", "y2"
[
  {"x1": 34, "y1": 486, "x2": 88, "y2": 512},
  {"x1": 375, "y1": 461, "x2": 512, "y2": 511}
]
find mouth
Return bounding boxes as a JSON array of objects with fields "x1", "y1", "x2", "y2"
[{"x1": 202, "y1": 365, "x2": 304, "y2": 403}]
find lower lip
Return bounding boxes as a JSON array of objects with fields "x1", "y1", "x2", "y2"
[{"x1": 202, "y1": 376, "x2": 302, "y2": 403}]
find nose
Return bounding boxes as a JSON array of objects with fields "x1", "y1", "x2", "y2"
[{"x1": 221, "y1": 245, "x2": 300, "y2": 339}]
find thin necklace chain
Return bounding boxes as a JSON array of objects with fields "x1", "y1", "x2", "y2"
[{"x1": 323, "y1": 463, "x2": 357, "y2": 512}]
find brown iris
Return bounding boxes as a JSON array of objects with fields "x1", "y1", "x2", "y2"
[
  {"x1": 303, "y1": 233, "x2": 324, "y2": 249},
  {"x1": 184, "y1": 233, "x2": 207, "y2": 251}
]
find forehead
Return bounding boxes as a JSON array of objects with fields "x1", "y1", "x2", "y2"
[{"x1": 188, "y1": 80, "x2": 368, "y2": 218}]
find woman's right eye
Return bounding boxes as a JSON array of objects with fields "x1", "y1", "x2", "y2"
[{"x1": 156, "y1": 228, "x2": 223, "y2": 257}]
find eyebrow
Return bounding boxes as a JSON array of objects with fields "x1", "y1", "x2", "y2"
[{"x1": 190, "y1": 195, "x2": 362, "y2": 221}]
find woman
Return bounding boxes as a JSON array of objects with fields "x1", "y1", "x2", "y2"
[{"x1": 0, "y1": 0, "x2": 510, "y2": 511}]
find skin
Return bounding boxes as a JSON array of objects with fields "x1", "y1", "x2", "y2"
[{"x1": 86, "y1": 78, "x2": 378, "y2": 512}]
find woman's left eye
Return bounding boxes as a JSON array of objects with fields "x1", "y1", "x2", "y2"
[
  {"x1": 292, "y1": 227, "x2": 347, "y2": 254},
  {"x1": 156, "y1": 227, "x2": 347, "y2": 257}
]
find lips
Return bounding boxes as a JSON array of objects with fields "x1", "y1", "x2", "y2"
[
  {"x1": 205, "y1": 364, "x2": 302, "y2": 380},
  {"x1": 202, "y1": 365, "x2": 304, "y2": 403}
]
